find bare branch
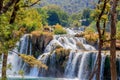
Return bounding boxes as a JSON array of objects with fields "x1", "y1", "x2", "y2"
[{"x1": 29, "y1": 0, "x2": 41, "y2": 7}]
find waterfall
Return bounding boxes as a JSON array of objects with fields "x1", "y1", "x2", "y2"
[
  {"x1": 7, "y1": 34, "x2": 31, "y2": 75},
  {"x1": 4, "y1": 28, "x2": 120, "y2": 80},
  {"x1": 78, "y1": 52, "x2": 92, "y2": 79},
  {"x1": 64, "y1": 51, "x2": 82, "y2": 78},
  {"x1": 44, "y1": 34, "x2": 95, "y2": 52}
]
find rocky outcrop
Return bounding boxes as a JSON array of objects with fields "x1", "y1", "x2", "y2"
[
  {"x1": 38, "y1": 48, "x2": 71, "y2": 77},
  {"x1": 31, "y1": 31, "x2": 53, "y2": 57}
]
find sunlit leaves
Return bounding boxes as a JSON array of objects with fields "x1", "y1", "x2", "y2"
[
  {"x1": 106, "y1": 3, "x2": 111, "y2": 11},
  {"x1": 101, "y1": 14, "x2": 108, "y2": 21},
  {"x1": 90, "y1": 0, "x2": 110, "y2": 22},
  {"x1": 54, "y1": 24, "x2": 67, "y2": 34},
  {"x1": 19, "y1": 54, "x2": 48, "y2": 69},
  {"x1": 16, "y1": 8, "x2": 43, "y2": 32}
]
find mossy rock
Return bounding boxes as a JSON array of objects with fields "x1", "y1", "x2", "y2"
[
  {"x1": 55, "y1": 48, "x2": 71, "y2": 66},
  {"x1": 74, "y1": 32, "x2": 85, "y2": 37},
  {"x1": 30, "y1": 31, "x2": 53, "y2": 57}
]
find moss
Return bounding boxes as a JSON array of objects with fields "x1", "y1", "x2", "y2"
[{"x1": 55, "y1": 48, "x2": 71, "y2": 67}]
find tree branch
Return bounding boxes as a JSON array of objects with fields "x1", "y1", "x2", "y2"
[
  {"x1": 0, "y1": 0, "x2": 16, "y2": 15},
  {"x1": 9, "y1": 0, "x2": 20, "y2": 24},
  {"x1": 0, "y1": 0, "x2": 3, "y2": 11},
  {"x1": 29, "y1": 0, "x2": 41, "y2": 7},
  {"x1": 10, "y1": 50, "x2": 20, "y2": 56}
]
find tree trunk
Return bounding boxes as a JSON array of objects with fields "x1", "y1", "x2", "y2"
[
  {"x1": 2, "y1": 53, "x2": 8, "y2": 80},
  {"x1": 0, "y1": 0, "x2": 3, "y2": 11},
  {"x1": 110, "y1": 0, "x2": 117, "y2": 80},
  {"x1": 96, "y1": 40, "x2": 102, "y2": 80},
  {"x1": 1, "y1": 0, "x2": 20, "y2": 79}
]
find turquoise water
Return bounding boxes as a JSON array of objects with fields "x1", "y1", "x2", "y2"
[{"x1": 7, "y1": 77, "x2": 78, "y2": 80}]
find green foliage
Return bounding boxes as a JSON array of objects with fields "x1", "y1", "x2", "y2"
[
  {"x1": 85, "y1": 27, "x2": 95, "y2": 34},
  {"x1": 0, "y1": 0, "x2": 43, "y2": 79},
  {"x1": 117, "y1": 21, "x2": 120, "y2": 31},
  {"x1": 71, "y1": 20, "x2": 81, "y2": 28},
  {"x1": 18, "y1": 70, "x2": 24, "y2": 78},
  {"x1": 116, "y1": 21, "x2": 120, "y2": 40},
  {"x1": 90, "y1": 1, "x2": 110, "y2": 22},
  {"x1": 0, "y1": 15, "x2": 20, "y2": 52},
  {"x1": 69, "y1": 12, "x2": 82, "y2": 27},
  {"x1": 16, "y1": 8, "x2": 43, "y2": 32},
  {"x1": 7, "y1": 63, "x2": 12, "y2": 70},
  {"x1": 54, "y1": 24, "x2": 67, "y2": 35},
  {"x1": 40, "y1": 0, "x2": 97, "y2": 14},
  {"x1": 81, "y1": 8, "x2": 92, "y2": 26},
  {"x1": 37, "y1": 8, "x2": 48, "y2": 26},
  {"x1": 39, "y1": 5, "x2": 70, "y2": 27}
]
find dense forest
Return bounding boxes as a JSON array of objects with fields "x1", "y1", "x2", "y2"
[
  {"x1": 39, "y1": 0, "x2": 97, "y2": 14},
  {"x1": 0, "y1": 0, "x2": 120, "y2": 80}
]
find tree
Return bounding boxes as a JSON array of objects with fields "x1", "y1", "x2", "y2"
[
  {"x1": 41, "y1": 5, "x2": 70, "y2": 27},
  {"x1": 0, "y1": 0, "x2": 42, "y2": 80},
  {"x1": 89, "y1": 0, "x2": 110, "y2": 80},
  {"x1": 110, "y1": 0, "x2": 118, "y2": 79},
  {"x1": 81, "y1": 8, "x2": 92, "y2": 26}
]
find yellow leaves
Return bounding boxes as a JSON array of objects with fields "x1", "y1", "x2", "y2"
[
  {"x1": 96, "y1": 9, "x2": 101, "y2": 14},
  {"x1": 16, "y1": 8, "x2": 43, "y2": 30},
  {"x1": 91, "y1": 1, "x2": 110, "y2": 21},
  {"x1": 106, "y1": 3, "x2": 111, "y2": 11},
  {"x1": 54, "y1": 24, "x2": 67, "y2": 34},
  {"x1": 19, "y1": 54, "x2": 48, "y2": 69},
  {"x1": 101, "y1": 14, "x2": 108, "y2": 21}
]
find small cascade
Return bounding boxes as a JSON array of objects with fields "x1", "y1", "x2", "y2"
[
  {"x1": 44, "y1": 34, "x2": 95, "y2": 53},
  {"x1": 7, "y1": 34, "x2": 32, "y2": 75},
  {"x1": 78, "y1": 52, "x2": 93, "y2": 79},
  {"x1": 64, "y1": 51, "x2": 82, "y2": 78},
  {"x1": 100, "y1": 54, "x2": 106, "y2": 80},
  {"x1": 29, "y1": 53, "x2": 50, "y2": 76}
]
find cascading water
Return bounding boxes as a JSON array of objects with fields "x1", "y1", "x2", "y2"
[
  {"x1": 7, "y1": 34, "x2": 31, "y2": 75},
  {"x1": 3, "y1": 28, "x2": 120, "y2": 80}
]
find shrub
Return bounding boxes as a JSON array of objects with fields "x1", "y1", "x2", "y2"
[
  {"x1": 84, "y1": 27, "x2": 98, "y2": 44},
  {"x1": 54, "y1": 24, "x2": 67, "y2": 34}
]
